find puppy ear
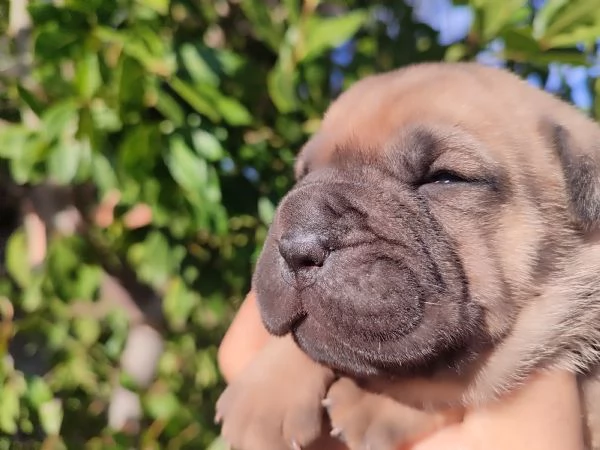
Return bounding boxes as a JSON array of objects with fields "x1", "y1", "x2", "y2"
[{"x1": 548, "y1": 120, "x2": 600, "y2": 231}]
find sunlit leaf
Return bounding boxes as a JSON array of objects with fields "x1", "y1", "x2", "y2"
[
  {"x1": 258, "y1": 196, "x2": 275, "y2": 225},
  {"x1": 144, "y1": 390, "x2": 180, "y2": 421},
  {"x1": 27, "y1": 377, "x2": 53, "y2": 409},
  {"x1": 5, "y1": 231, "x2": 30, "y2": 288},
  {"x1": 180, "y1": 44, "x2": 220, "y2": 86},
  {"x1": 75, "y1": 51, "x2": 102, "y2": 100},
  {"x1": 164, "y1": 135, "x2": 209, "y2": 194},
  {"x1": 268, "y1": 61, "x2": 298, "y2": 113},
  {"x1": 39, "y1": 399, "x2": 63, "y2": 436},
  {"x1": 543, "y1": 0, "x2": 600, "y2": 39},
  {"x1": 47, "y1": 142, "x2": 82, "y2": 184},
  {"x1": 163, "y1": 279, "x2": 200, "y2": 331},
  {"x1": 169, "y1": 77, "x2": 221, "y2": 122},
  {"x1": 192, "y1": 129, "x2": 224, "y2": 161},
  {"x1": 73, "y1": 317, "x2": 101, "y2": 347},
  {"x1": 300, "y1": 11, "x2": 368, "y2": 62}
]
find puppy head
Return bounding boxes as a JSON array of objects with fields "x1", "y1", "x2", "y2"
[{"x1": 253, "y1": 62, "x2": 600, "y2": 378}]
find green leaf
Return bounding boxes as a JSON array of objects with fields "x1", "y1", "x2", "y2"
[
  {"x1": 258, "y1": 196, "x2": 275, "y2": 225},
  {"x1": 206, "y1": 436, "x2": 231, "y2": 450},
  {"x1": 9, "y1": 135, "x2": 47, "y2": 184},
  {"x1": 504, "y1": 48, "x2": 588, "y2": 66},
  {"x1": 267, "y1": 61, "x2": 298, "y2": 113},
  {"x1": 47, "y1": 323, "x2": 69, "y2": 350},
  {"x1": 195, "y1": 350, "x2": 218, "y2": 388},
  {"x1": 139, "y1": 0, "x2": 169, "y2": 15},
  {"x1": 300, "y1": 11, "x2": 368, "y2": 62},
  {"x1": 0, "y1": 385, "x2": 20, "y2": 434},
  {"x1": 74, "y1": 265, "x2": 102, "y2": 300},
  {"x1": 38, "y1": 399, "x2": 63, "y2": 436},
  {"x1": 239, "y1": 0, "x2": 283, "y2": 52},
  {"x1": 41, "y1": 99, "x2": 80, "y2": 142},
  {"x1": 128, "y1": 230, "x2": 178, "y2": 287},
  {"x1": 532, "y1": 0, "x2": 569, "y2": 38},
  {"x1": 205, "y1": 165, "x2": 223, "y2": 204},
  {"x1": 75, "y1": 51, "x2": 102, "y2": 100},
  {"x1": 27, "y1": 377, "x2": 53, "y2": 409},
  {"x1": 156, "y1": 90, "x2": 185, "y2": 126},
  {"x1": 501, "y1": 27, "x2": 541, "y2": 54},
  {"x1": 117, "y1": 56, "x2": 147, "y2": 116},
  {"x1": 0, "y1": 126, "x2": 30, "y2": 159},
  {"x1": 471, "y1": 0, "x2": 529, "y2": 42},
  {"x1": 47, "y1": 141, "x2": 82, "y2": 184},
  {"x1": 164, "y1": 135, "x2": 209, "y2": 193},
  {"x1": 544, "y1": 22, "x2": 600, "y2": 48},
  {"x1": 444, "y1": 43, "x2": 468, "y2": 62},
  {"x1": 91, "y1": 152, "x2": 118, "y2": 194},
  {"x1": 180, "y1": 44, "x2": 220, "y2": 86},
  {"x1": 118, "y1": 372, "x2": 141, "y2": 392},
  {"x1": 169, "y1": 77, "x2": 221, "y2": 122},
  {"x1": 90, "y1": 99, "x2": 122, "y2": 132},
  {"x1": 73, "y1": 317, "x2": 101, "y2": 347},
  {"x1": 34, "y1": 26, "x2": 79, "y2": 59},
  {"x1": 118, "y1": 124, "x2": 161, "y2": 175},
  {"x1": 191, "y1": 84, "x2": 253, "y2": 126},
  {"x1": 21, "y1": 276, "x2": 44, "y2": 313},
  {"x1": 17, "y1": 84, "x2": 45, "y2": 117},
  {"x1": 543, "y1": 0, "x2": 600, "y2": 39},
  {"x1": 282, "y1": 0, "x2": 301, "y2": 24},
  {"x1": 163, "y1": 279, "x2": 199, "y2": 331},
  {"x1": 214, "y1": 96, "x2": 252, "y2": 126},
  {"x1": 5, "y1": 231, "x2": 29, "y2": 288},
  {"x1": 192, "y1": 129, "x2": 224, "y2": 161},
  {"x1": 144, "y1": 390, "x2": 180, "y2": 421},
  {"x1": 96, "y1": 26, "x2": 174, "y2": 76}
]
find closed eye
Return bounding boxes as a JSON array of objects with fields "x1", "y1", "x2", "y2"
[{"x1": 425, "y1": 170, "x2": 471, "y2": 185}]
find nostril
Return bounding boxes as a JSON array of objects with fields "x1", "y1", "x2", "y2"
[
  {"x1": 297, "y1": 252, "x2": 325, "y2": 269},
  {"x1": 278, "y1": 232, "x2": 329, "y2": 272}
]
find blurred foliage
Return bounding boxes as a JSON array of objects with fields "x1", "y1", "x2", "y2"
[{"x1": 0, "y1": 0, "x2": 599, "y2": 448}]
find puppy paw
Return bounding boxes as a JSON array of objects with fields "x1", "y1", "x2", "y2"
[
  {"x1": 216, "y1": 336, "x2": 335, "y2": 450},
  {"x1": 324, "y1": 378, "x2": 450, "y2": 450}
]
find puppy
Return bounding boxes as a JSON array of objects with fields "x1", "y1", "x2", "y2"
[{"x1": 216, "y1": 62, "x2": 600, "y2": 450}]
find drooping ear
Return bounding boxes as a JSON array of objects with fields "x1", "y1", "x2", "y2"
[{"x1": 547, "y1": 120, "x2": 600, "y2": 232}]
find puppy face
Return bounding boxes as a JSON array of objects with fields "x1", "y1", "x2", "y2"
[{"x1": 253, "y1": 63, "x2": 600, "y2": 378}]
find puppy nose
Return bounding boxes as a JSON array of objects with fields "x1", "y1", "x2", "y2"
[{"x1": 278, "y1": 232, "x2": 329, "y2": 272}]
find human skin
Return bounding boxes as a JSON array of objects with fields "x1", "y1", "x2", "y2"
[{"x1": 218, "y1": 291, "x2": 585, "y2": 450}]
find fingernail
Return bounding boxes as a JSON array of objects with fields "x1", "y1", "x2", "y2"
[
  {"x1": 214, "y1": 413, "x2": 222, "y2": 424},
  {"x1": 321, "y1": 398, "x2": 332, "y2": 408},
  {"x1": 291, "y1": 439, "x2": 301, "y2": 450}
]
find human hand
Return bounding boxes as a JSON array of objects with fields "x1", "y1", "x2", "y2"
[{"x1": 218, "y1": 291, "x2": 584, "y2": 450}]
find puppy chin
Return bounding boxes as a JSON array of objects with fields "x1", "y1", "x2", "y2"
[{"x1": 290, "y1": 309, "x2": 479, "y2": 379}]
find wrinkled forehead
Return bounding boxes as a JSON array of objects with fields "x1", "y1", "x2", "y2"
[
  {"x1": 295, "y1": 72, "x2": 541, "y2": 178},
  {"x1": 297, "y1": 122, "x2": 503, "y2": 180}
]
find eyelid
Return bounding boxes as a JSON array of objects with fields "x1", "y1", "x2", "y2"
[
  {"x1": 427, "y1": 169, "x2": 470, "y2": 181},
  {"x1": 427, "y1": 154, "x2": 497, "y2": 184}
]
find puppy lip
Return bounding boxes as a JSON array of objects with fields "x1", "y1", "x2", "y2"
[
  {"x1": 280, "y1": 264, "x2": 320, "y2": 290},
  {"x1": 277, "y1": 240, "x2": 373, "y2": 291},
  {"x1": 263, "y1": 308, "x2": 307, "y2": 336}
]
